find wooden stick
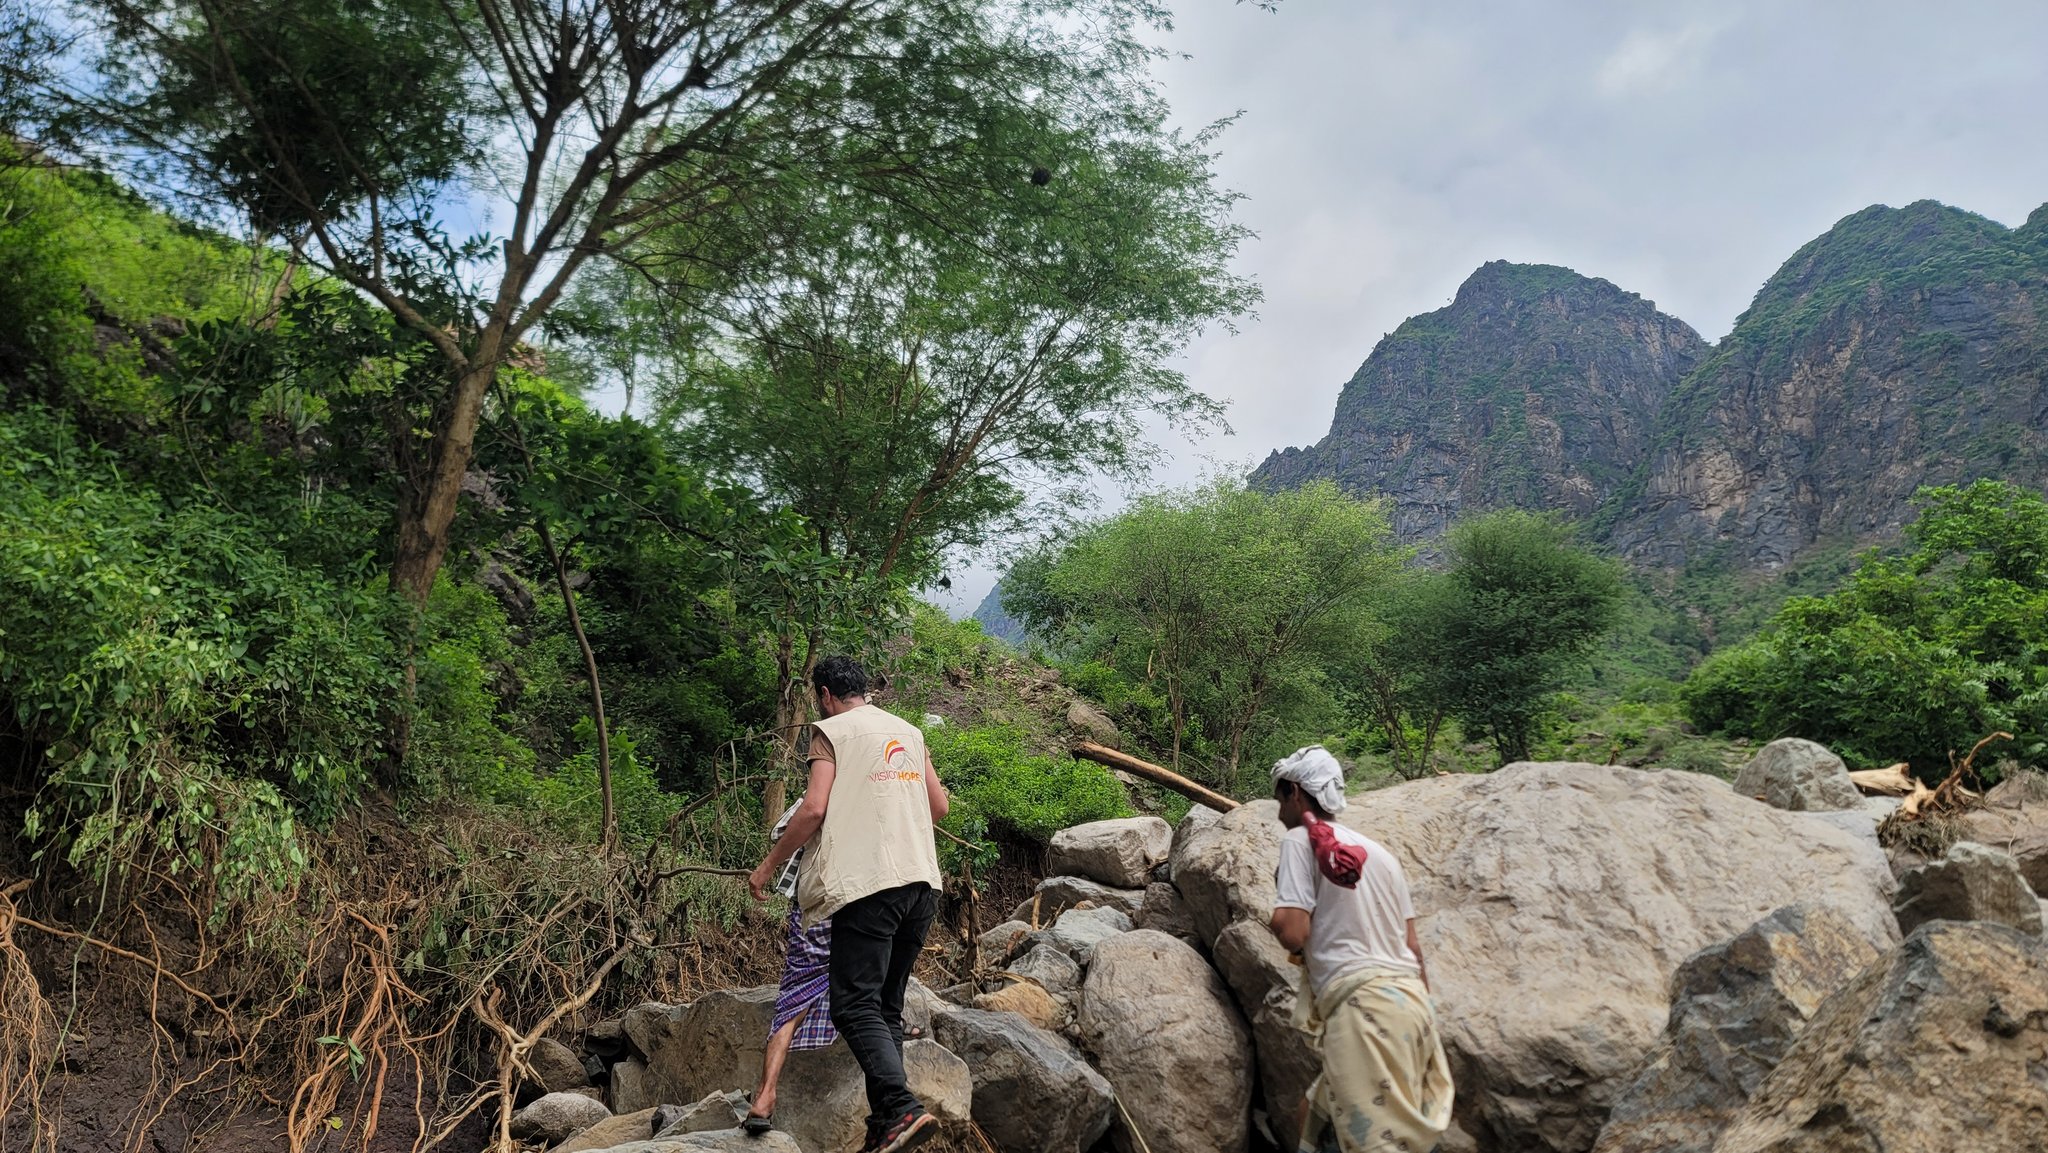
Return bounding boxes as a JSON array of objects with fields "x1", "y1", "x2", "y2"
[{"x1": 1070, "y1": 742, "x2": 1240, "y2": 812}]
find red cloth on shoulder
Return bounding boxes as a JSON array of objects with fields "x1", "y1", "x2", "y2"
[{"x1": 1301, "y1": 811, "x2": 1366, "y2": 888}]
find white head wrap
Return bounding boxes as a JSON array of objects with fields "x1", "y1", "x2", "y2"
[{"x1": 1271, "y1": 745, "x2": 1347, "y2": 814}]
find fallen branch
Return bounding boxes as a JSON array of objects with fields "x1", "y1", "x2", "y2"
[
  {"x1": 1070, "y1": 742, "x2": 1240, "y2": 812},
  {"x1": 1849, "y1": 763, "x2": 1915, "y2": 796}
]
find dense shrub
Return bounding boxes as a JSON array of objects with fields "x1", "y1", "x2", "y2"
[{"x1": 925, "y1": 720, "x2": 1130, "y2": 848}]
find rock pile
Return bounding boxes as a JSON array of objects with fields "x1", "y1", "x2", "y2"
[{"x1": 512, "y1": 754, "x2": 2048, "y2": 1153}]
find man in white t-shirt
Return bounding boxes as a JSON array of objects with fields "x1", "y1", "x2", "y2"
[{"x1": 1269, "y1": 746, "x2": 1452, "y2": 1153}]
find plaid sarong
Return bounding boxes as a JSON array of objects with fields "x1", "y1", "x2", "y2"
[{"x1": 771, "y1": 907, "x2": 837, "y2": 1051}]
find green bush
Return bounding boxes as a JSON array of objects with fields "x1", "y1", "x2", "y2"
[{"x1": 926, "y1": 720, "x2": 1130, "y2": 848}]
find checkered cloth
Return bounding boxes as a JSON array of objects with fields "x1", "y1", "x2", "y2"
[{"x1": 771, "y1": 907, "x2": 837, "y2": 1051}]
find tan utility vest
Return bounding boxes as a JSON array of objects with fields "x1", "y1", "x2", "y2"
[{"x1": 798, "y1": 704, "x2": 942, "y2": 923}]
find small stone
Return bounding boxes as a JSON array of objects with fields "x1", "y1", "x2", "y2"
[
  {"x1": 1732, "y1": 738, "x2": 1861, "y2": 812},
  {"x1": 1893, "y1": 841, "x2": 2045, "y2": 937}
]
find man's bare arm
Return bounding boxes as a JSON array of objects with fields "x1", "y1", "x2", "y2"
[
  {"x1": 923, "y1": 751, "x2": 949, "y2": 822},
  {"x1": 1270, "y1": 906, "x2": 1312, "y2": 953},
  {"x1": 1406, "y1": 917, "x2": 1430, "y2": 993},
  {"x1": 748, "y1": 758, "x2": 835, "y2": 901}
]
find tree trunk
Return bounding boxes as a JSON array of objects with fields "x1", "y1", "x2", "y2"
[
  {"x1": 391, "y1": 356, "x2": 499, "y2": 605},
  {"x1": 538, "y1": 520, "x2": 615, "y2": 854}
]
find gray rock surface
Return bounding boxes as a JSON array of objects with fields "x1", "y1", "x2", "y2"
[
  {"x1": 1892, "y1": 840, "x2": 2045, "y2": 937},
  {"x1": 1168, "y1": 805, "x2": 1224, "y2": 883},
  {"x1": 1211, "y1": 921, "x2": 1317, "y2": 1152},
  {"x1": 1594, "y1": 905, "x2": 1888, "y2": 1153},
  {"x1": 556, "y1": 1107, "x2": 663, "y2": 1153},
  {"x1": 651, "y1": 1090, "x2": 749, "y2": 1138},
  {"x1": 1173, "y1": 764, "x2": 1900, "y2": 1153},
  {"x1": 511, "y1": 1091, "x2": 612, "y2": 1143},
  {"x1": 1049, "y1": 817, "x2": 1173, "y2": 888},
  {"x1": 1952, "y1": 772, "x2": 2048, "y2": 893},
  {"x1": 1006, "y1": 942, "x2": 1083, "y2": 999},
  {"x1": 527, "y1": 1036, "x2": 591, "y2": 1094},
  {"x1": 1731, "y1": 739, "x2": 1862, "y2": 812},
  {"x1": 1009, "y1": 875, "x2": 1146, "y2": 925},
  {"x1": 625, "y1": 988, "x2": 776, "y2": 1109},
  {"x1": 587, "y1": 1133, "x2": 802, "y2": 1153},
  {"x1": 609, "y1": 1057, "x2": 659, "y2": 1115},
  {"x1": 933, "y1": 1005, "x2": 1115, "y2": 1153},
  {"x1": 1066, "y1": 699, "x2": 1120, "y2": 745},
  {"x1": 977, "y1": 920, "x2": 1033, "y2": 961},
  {"x1": 1044, "y1": 905, "x2": 1133, "y2": 965},
  {"x1": 1710, "y1": 921, "x2": 2048, "y2": 1153},
  {"x1": 1078, "y1": 930, "x2": 1253, "y2": 1153},
  {"x1": 773, "y1": 1040, "x2": 971, "y2": 1153},
  {"x1": 1130, "y1": 881, "x2": 1200, "y2": 942}
]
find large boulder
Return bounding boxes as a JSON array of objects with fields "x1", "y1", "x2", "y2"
[
  {"x1": 1211, "y1": 921, "x2": 1318, "y2": 1151},
  {"x1": 1066, "y1": 699, "x2": 1121, "y2": 745},
  {"x1": 771, "y1": 1040, "x2": 971, "y2": 1153},
  {"x1": 1043, "y1": 906, "x2": 1133, "y2": 965},
  {"x1": 1594, "y1": 905, "x2": 1888, "y2": 1153},
  {"x1": 1710, "y1": 921, "x2": 2048, "y2": 1153},
  {"x1": 1731, "y1": 739, "x2": 1861, "y2": 812},
  {"x1": 933, "y1": 1005, "x2": 1116, "y2": 1153},
  {"x1": 556, "y1": 1108, "x2": 662, "y2": 1153},
  {"x1": 1173, "y1": 765, "x2": 1900, "y2": 1153},
  {"x1": 511, "y1": 1092, "x2": 612, "y2": 1144},
  {"x1": 1170, "y1": 799, "x2": 1286, "y2": 946},
  {"x1": 610, "y1": 1058, "x2": 660, "y2": 1115},
  {"x1": 1077, "y1": 930, "x2": 1253, "y2": 1153},
  {"x1": 1050, "y1": 817, "x2": 1173, "y2": 888},
  {"x1": 1952, "y1": 773, "x2": 2048, "y2": 893},
  {"x1": 1130, "y1": 881, "x2": 1200, "y2": 944},
  {"x1": 624, "y1": 988, "x2": 776, "y2": 1107},
  {"x1": 1009, "y1": 875, "x2": 1146, "y2": 925},
  {"x1": 1892, "y1": 840, "x2": 2045, "y2": 937},
  {"x1": 651, "y1": 1091, "x2": 750, "y2": 1137}
]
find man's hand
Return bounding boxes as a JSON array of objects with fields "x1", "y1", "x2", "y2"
[{"x1": 747, "y1": 860, "x2": 775, "y2": 903}]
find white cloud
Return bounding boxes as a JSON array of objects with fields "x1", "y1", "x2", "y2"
[{"x1": 1595, "y1": 19, "x2": 1727, "y2": 97}]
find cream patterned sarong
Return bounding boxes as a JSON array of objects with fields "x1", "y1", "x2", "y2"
[{"x1": 1293, "y1": 966, "x2": 1454, "y2": 1153}]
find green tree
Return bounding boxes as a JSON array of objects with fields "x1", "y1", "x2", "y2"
[
  {"x1": 1423, "y1": 511, "x2": 1625, "y2": 765},
  {"x1": 58, "y1": 0, "x2": 1190, "y2": 605},
  {"x1": 1025, "y1": 481, "x2": 1402, "y2": 788},
  {"x1": 1683, "y1": 480, "x2": 2048, "y2": 774}
]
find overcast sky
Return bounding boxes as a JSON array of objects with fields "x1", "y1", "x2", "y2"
[{"x1": 929, "y1": 0, "x2": 2048, "y2": 613}]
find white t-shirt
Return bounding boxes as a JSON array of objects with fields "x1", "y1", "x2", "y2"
[{"x1": 1273, "y1": 821, "x2": 1420, "y2": 996}]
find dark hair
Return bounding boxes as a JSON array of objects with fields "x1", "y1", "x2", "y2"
[{"x1": 812, "y1": 655, "x2": 869, "y2": 700}]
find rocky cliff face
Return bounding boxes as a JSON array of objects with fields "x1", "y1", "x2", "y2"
[
  {"x1": 1252, "y1": 262, "x2": 1708, "y2": 540},
  {"x1": 1261, "y1": 202, "x2": 2048, "y2": 572},
  {"x1": 1609, "y1": 201, "x2": 2048, "y2": 569}
]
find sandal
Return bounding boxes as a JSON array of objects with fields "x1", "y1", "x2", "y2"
[{"x1": 742, "y1": 1113, "x2": 775, "y2": 1136}]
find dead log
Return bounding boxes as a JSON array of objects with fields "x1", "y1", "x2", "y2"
[
  {"x1": 1849, "y1": 763, "x2": 1915, "y2": 796},
  {"x1": 1070, "y1": 742, "x2": 1240, "y2": 812}
]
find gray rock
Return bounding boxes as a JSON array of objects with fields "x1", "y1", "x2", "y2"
[
  {"x1": 1044, "y1": 905, "x2": 1133, "y2": 965},
  {"x1": 1211, "y1": 921, "x2": 1317, "y2": 1152},
  {"x1": 1049, "y1": 817, "x2": 1173, "y2": 888},
  {"x1": 771, "y1": 1040, "x2": 971, "y2": 1153},
  {"x1": 1893, "y1": 840, "x2": 2045, "y2": 937},
  {"x1": 1006, "y1": 943, "x2": 1083, "y2": 999},
  {"x1": 1594, "y1": 905, "x2": 1887, "y2": 1153},
  {"x1": 625, "y1": 988, "x2": 777, "y2": 1107},
  {"x1": 1732, "y1": 738, "x2": 1862, "y2": 812},
  {"x1": 1953, "y1": 772, "x2": 2048, "y2": 893},
  {"x1": 528, "y1": 1035, "x2": 591, "y2": 1093},
  {"x1": 1008, "y1": 875, "x2": 1146, "y2": 925},
  {"x1": 1175, "y1": 764, "x2": 1901, "y2": 1153},
  {"x1": 592, "y1": 1133, "x2": 802, "y2": 1153},
  {"x1": 1168, "y1": 805, "x2": 1224, "y2": 884},
  {"x1": 609, "y1": 1057, "x2": 660, "y2": 1115},
  {"x1": 977, "y1": 920, "x2": 1034, "y2": 960},
  {"x1": 902, "y1": 976, "x2": 944, "y2": 1038},
  {"x1": 651, "y1": 1090, "x2": 750, "y2": 1138},
  {"x1": 1078, "y1": 930, "x2": 1253, "y2": 1153},
  {"x1": 510, "y1": 1091, "x2": 612, "y2": 1143},
  {"x1": 933, "y1": 1005, "x2": 1114, "y2": 1153},
  {"x1": 1130, "y1": 881, "x2": 1200, "y2": 943},
  {"x1": 1711, "y1": 921, "x2": 2048, "y2": 1153},
  {"x1": 1066, "y1": 699, "x2": 1120, "y2": 744},
  {"x1": 554, "y1": 1106, "x2": 662, "y2": 1153}
]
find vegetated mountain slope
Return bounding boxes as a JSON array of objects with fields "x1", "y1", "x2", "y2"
[
  {"x1": 1608, "y1": 200, "x2": 2048, "y2": 569},
  {"x1": 969, "y1": 580, "x2": 1029, "y2": 645},
  {"x1": 1260, "y1": 201, "x2": 2048, "y2": 576},
  {"x1": 1251, "y1": 261, "x2": 1709, "y2": 540}
]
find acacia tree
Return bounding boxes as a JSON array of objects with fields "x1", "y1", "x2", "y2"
[
  {"x1": 648, "y1": 72, "x2": 1255, "y2": 813},
  {"x1": 1025, "y1": 481, "x2": 1402, "y2": 787},
  {"x1": 56, "y1": 0, "x2": 1170, "y2": 604}
]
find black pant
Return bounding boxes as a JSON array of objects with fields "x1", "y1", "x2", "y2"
[{"x1": 828, "y1": 882, "x2": 937, "y2": 1128}]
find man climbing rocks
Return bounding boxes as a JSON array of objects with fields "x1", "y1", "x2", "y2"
[
  {"x1": 749, "y1": 655, "x2": 949, "y2": 1152},
  {"x1": 1267, "y1": 746, "x2": 1453, "y2": 1153}
]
